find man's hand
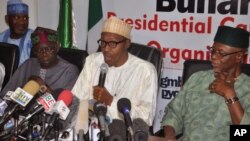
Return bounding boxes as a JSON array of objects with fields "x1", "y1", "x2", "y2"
[
  {"x1": 164, "y1": 125, "x2": 177, "y2": 141},
  {"x1": 93, "y1": 86, "x2": 113, "y2": 105},
  {"x1": 28, "y1": 75, "x2": 52, "y2": 93},
  {"x1": 208, "y1": 72, "x2": 236, "y2": 98}
]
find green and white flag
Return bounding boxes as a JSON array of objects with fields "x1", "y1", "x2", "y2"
[
  {"x1": 57, "y1": 0, "x2": 73, "y2": 48},
  {"x1": 87, "y1": 0, "x2": 103, "y2": 53}
]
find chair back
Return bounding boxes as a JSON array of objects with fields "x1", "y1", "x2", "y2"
[
  {"x1": 57, "y1": 48, "x2": 89, "y2": 71},
  {"x1": 0, "y1": 42, "x2": 20, "y2": 88},
  {"x1": 129, "y1": 43, "x2": 163, "y2": 136},
  {"x1": 129, "y1": 43, "x2": 163, "y2": 78},
  {"x1": 182, "y1": 59, "x2": 250, "y2": 84},
  {"x1": 97, "y1": 42, "x2": 163, "y2": 78}
]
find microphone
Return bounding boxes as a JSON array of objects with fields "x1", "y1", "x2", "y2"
[
  {"x1": 132, "y1": 118, "x2": 149, "y2": 141},
  {"x1": 0, "y1": 80, "x2": 40, "y2": 126},
  {"x1": 41, "y1": 90, "x2": 73, "y2": 140},
  {"x1": 10, "y1": 80, "x2": 40, "y2": 107},
  {"x1": 78, "y1": 129, "x2": 85, "y2": 141},
  {"x1": 0, "y1": 76, "x2": 46, "y2": 117},
  {"x1": 108, "y1": 119, "x2": 126, "y2": 141},
  {"x1": 17, "y1": 89, "x2": 63, "y2": 127},
  {"x1": 0, "y1": 90, "x2": 17, "y2": 117},
  {"x1": 93, "y1": 101, "x2": 108, "y2": 139},
  {"x1": 117, "y1": 98, "x2": 134, "y2": 141},
  {"x1": 98, "y1": 63, "x2": 108, "y2": 87},
  {"x1": 46, "y1": 90, "x2": 73, "y2": 120},
  {"x1": 28, "y1": 75, "x2": 53, "y2": 94}
]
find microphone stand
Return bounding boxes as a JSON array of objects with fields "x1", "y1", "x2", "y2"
[
  {"x1": 40, "y1": 113, "x2": 46, "y2": 136},
  {"x1": 54, "y1": 121, "x2": 60, "y2": 141},
  {"x1": 12, "y1": 108, "x2": 20, "y2": 141},
  {"x1": 27, "y1": 121, "x2": 33, "y2": 141},
  {"x1": 40, "y1": 114, "x2": 58, "y2": 141},
  {"x1": 98, "y1": 130, "x2": 106, "y2": 141},
  {"x1": 126, "y1": 128, "x2": 132, "y2": 141}
]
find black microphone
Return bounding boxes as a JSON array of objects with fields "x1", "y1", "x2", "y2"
[
  {"x1": 93, "y1": 101, "x2": 108, "y2": 139},
  {"x1": 117, "y1": 98, "x2": 133, "y2": 141},
  {"x1": 18, "y1": 88, "x2": 63, "y2": 128},
  {"x1": 133, "y1": 118, "x2": 149, "y2": 141},
  {"x1": 108, "y1": 119, "x2": 126, "y2": 141},
  {"x1": 98, "y1": 63, "x2": 108, "y2": 87}
]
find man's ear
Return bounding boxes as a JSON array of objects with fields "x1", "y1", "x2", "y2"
[
  {"x1": 125, "y1": 39, "x2": 131, "y2": 49},
  {"x1": 54, "y1": 42, "x2": 61, "y2": 53},
  {"x1": 236, "y1": 50, "x2": 245, "y2": 63},
  {"x1": 5, "y1": 15, "x2": 9, "y2": 25}
]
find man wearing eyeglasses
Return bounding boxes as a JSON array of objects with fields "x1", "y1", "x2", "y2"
[
  {"x1": 0, "y1": 27, "x2": 79, "y2": 97},
  {"x1": 162, "y1": 26, "x2": 250, "y2": 141},
  {"x1": 72, "y1": 16, "x2": 158, "y2": 128}
]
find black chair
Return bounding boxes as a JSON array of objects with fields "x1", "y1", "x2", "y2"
[
  {"x1": 129, "y1": 43, "x2": 163, "y2": 79},
  {"x1": 0, "y1": 42, "x2": 20, "y2": 89},
  {"x1": 182, "y1": 59, "x2": 212, "y2": 84},
  {"x1": 182, "y1": 59, "x2": 250, "y2": 84},
  {"x1": 97, "y1": 42, "x2": 163, "y2": 78},
  {"x1": 128, "y1": 43, "x2": 164, "y2": 136},
  {"x1": 57, "y1": 48, "x2": 89, "y2": 71}
]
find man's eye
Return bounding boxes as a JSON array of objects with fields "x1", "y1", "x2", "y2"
[
  {"x1": 219, "y1": 52, "x2": 227, "y2": 56},
  {"x1": 13, "y1": 16, "x2": 19, "y2": 20},
  {"x1": 23, "y1": 17, "x2": 28, "y2": 21},
  {"x1": 109, "y1": 42, "x2": 116, "y2": 46},
  {"x1": 100, "y1": 41, "x2": 106, "y2": 46}
]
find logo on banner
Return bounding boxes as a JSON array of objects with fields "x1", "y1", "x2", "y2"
[{"x1": 230, "y1": 125, "x2": 250, "y2": 141}]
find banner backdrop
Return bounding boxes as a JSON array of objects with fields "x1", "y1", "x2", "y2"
[{"x1": 88, "y1": 0, "x2": 250, "y2": 133}]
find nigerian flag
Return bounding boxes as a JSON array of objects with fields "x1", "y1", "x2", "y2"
[
  {"x1": 87, "y1": 0, "x2": 103, "y2": 53},
  {"x1": 57, "y1": 0, "x2": 73, "y2": 48}
]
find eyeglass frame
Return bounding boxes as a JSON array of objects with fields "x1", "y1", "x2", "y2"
[
  {"x1": 97, "y1": 39, "x2": 127, "y2": 48},
  {"x1": 207, "y1": 46, "x2": 245, "y2": 58},
  {"x1": 33, "y1": 46, "x2": 55, "y2": 54}
]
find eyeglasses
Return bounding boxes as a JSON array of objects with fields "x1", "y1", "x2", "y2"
[
  {"x1": 34, "y1": 47, "x2": 54, "y2": 54},
  {"x1": 97, "y1": 39, "x2": 127, "y2": 48},
  {"x1": 207, "y1": 46, "x2": 244, "y2": 58}
]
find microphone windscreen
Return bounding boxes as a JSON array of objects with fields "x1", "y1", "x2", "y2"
[
  {"x1": 117, "y1": 98, "x2": 131, "y2": 113},
  {"x1": 57, "y1": 95, "x2": 80, "y2": 131},
  {"x1": 28, "y1": 75, "x2": 53, "y2": 93},
  {"x1": 133, "y1": 118, "x2": 149, "y2": 141},
  {"x1": 93, "y1": 101, "x2": 107, "y2": 115},
  {"x1": 108, "y1": 119, "x2": 126, "y2": 141},
  {"x1": 75, "y1": 100, "x2": 89, "y2": 134},
  {"x1": 57, "y1": 90, "x2": 73, "y2": 106},
  {"x1": 100, "y1": 63, "x2": 108, "y2": 73},
  {"x1": 22, "y1": 80, "x2": 40, "y2": 96}
]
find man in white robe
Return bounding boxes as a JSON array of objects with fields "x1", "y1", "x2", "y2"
[{"x1": 72, "y1": 17, "x2": 158, "y2": 127}]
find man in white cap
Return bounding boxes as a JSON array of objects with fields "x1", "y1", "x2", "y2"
[
  {"x1": 72, "y1": 16, "x2": 157, "y2": 128},
  {"x1": 0, "y1": 0, "x2": 33, "y2": 66}
]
